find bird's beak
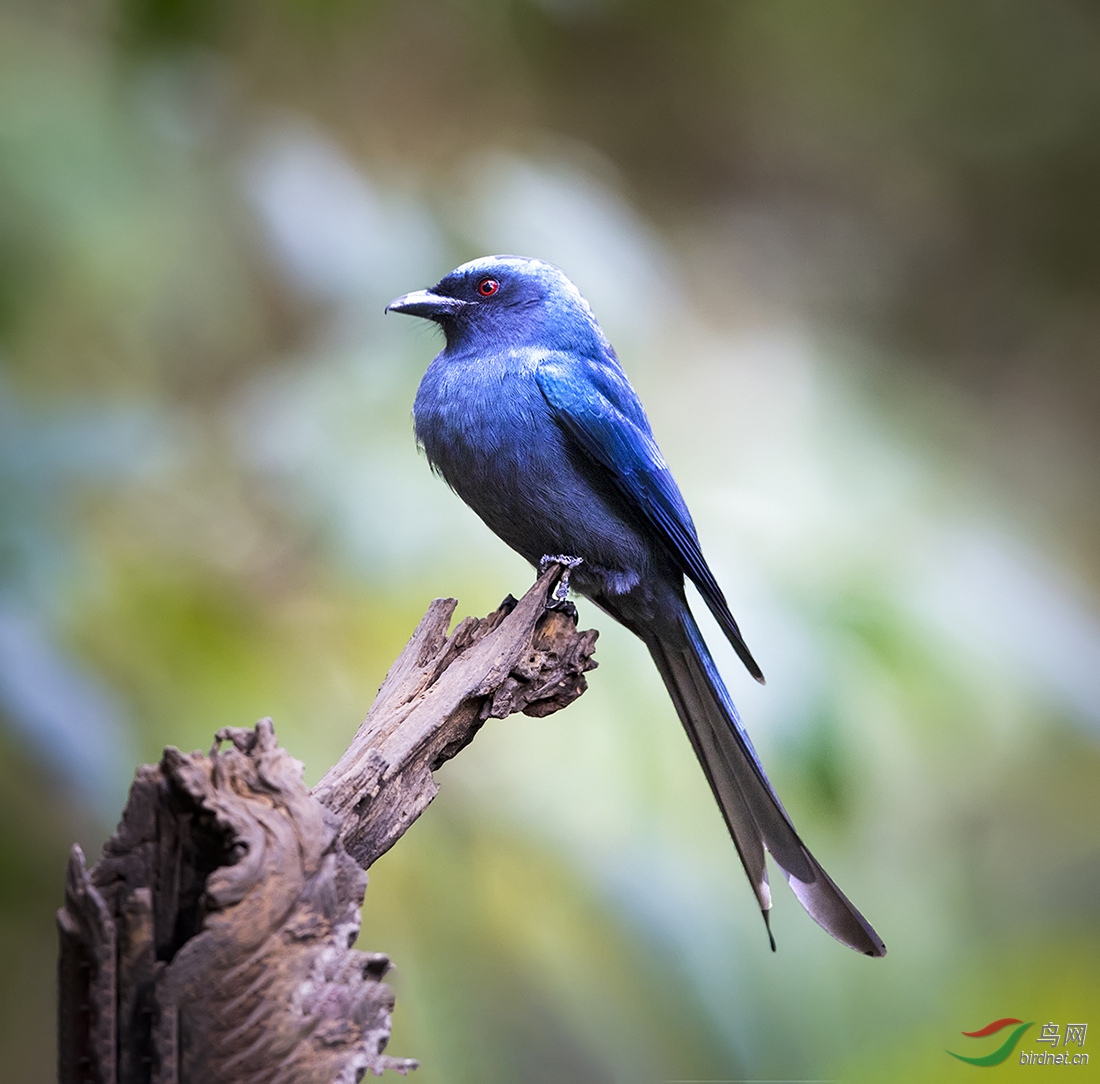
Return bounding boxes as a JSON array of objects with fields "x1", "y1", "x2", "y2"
[{"x1": 385, "y1": 289, "x2": 467, "y2": 319}]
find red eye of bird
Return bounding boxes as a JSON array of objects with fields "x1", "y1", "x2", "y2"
[{"x1": 477, "y1": 277, "x2": 500, "y2": 297}]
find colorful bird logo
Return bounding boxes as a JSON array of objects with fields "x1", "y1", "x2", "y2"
[{"x1": 947, "y1": 1018, "x2": 1034, "y2": 1066}]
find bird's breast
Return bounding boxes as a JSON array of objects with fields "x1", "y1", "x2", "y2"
[
  {"x1": 414, "y1": 357, "x2": 548, "y2": 479},
  {"x1": 412, "y1": 352, "x2": 653, "y2": 585}
]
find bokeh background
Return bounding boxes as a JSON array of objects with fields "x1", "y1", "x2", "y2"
[{"x1": 3, "y1": 1, "x2": 1100, "y2": 1080}]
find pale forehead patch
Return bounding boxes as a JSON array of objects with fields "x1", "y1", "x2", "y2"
[{"x1": 453, "y1": 254, "x2": 559, "y2": 280}]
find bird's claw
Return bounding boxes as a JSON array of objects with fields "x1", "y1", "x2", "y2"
[{"x1": 540, "y1": 554, "x2": 583, "y2": 602}]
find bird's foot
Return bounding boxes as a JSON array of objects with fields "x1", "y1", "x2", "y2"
[{"x1": 539, "y1": 554, "x2": 583, "y2": 602}]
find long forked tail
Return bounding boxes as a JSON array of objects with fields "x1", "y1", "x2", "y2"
[{"x1": 646, "y1": 609, "x2": 886, "y2": 957}]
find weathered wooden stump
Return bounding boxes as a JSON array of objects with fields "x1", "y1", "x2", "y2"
[{"x1": 58, "y1": 565, "x2": 598, "y2": 1083}]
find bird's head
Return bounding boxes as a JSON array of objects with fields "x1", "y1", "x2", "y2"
[{"x1": 387, "y1": 255, "x2": 611, "y2": 356}]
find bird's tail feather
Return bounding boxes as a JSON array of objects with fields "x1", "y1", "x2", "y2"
[{"x1": 646, "y1": 610, "x2": 886, "y2": 957}]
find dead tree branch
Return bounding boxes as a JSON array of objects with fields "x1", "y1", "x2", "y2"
[{"x1": 58, "y1": 565, "x2": 598, "y2": 1084}]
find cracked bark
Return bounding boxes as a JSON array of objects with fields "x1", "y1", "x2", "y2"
[{"x1": 58, "y1": 564, "x2": 598, "y2": 1083}]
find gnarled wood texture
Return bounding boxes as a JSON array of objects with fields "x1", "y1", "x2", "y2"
[{"x1": 58, "y1": 565, "x2": 598, "y2": 1083}]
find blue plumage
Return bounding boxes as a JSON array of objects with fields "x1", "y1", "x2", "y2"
[{"x1": 389, "y1": 255, "x2": 885, "y2": 957}]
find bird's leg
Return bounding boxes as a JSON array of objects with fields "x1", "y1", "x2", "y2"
[{"x1": 540, "y1": 554, "x2": 583, "y2": 602}]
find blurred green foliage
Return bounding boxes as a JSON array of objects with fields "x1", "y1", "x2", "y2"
[{"x1": 1, "y1": 1, "x2": 1099, "y2": 1081}]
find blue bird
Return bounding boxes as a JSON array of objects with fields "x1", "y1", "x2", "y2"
[{"x1": 388, "y1": 256, "x2": 886, "y2": 957}]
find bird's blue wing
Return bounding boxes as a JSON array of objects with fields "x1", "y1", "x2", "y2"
[{"x1": 536, "y1": 357, "x2": 764, "y2": 682}]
